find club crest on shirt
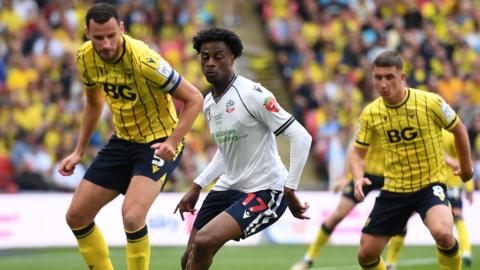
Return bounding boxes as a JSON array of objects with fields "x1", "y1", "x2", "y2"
[
  {"x1": 263, "y1": 97, "x2": 279, "y2": 112},
  {"x1": 225, "y1": 99, "x2": 235, "y2": 113}
]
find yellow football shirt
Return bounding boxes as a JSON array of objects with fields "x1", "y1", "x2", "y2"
[
  {"x1": 355, "y1": 88, "x2": 460, "y2": 193},
  {"x1": 364, "y1": 132, "x2": 385, "y2": 176},
  {"x1": 442, "y1": 129, "x2": 474, "y2": 191},
  {"x1": 76, "y1": 34, "x2": 181, "y2": 143}
]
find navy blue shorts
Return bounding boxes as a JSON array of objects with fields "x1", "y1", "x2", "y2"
[
  {"x1": 447, "y1": 187, "x2": 463, "y2": 209},
  {"x1": 362, "y1": 183, "x2": 450, "y2": 236},
  {"x1": 342, "y1": 173, "x2": 384, "y2": 203},
  {"x1": 193, "y1": 189, "x2": 288, "y2": 239},
  {"x1": 84, "y1": 135, "x2": 183, "y2": 194}
]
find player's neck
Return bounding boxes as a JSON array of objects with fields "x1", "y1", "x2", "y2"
[
  {"x1": 212, "y1": 73, "x2": 235, "y2": 98},
  {"x1": 385, "y1": 87, "x2": 408, "y2": 106}
]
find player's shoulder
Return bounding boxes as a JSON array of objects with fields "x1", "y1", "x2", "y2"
[
  {"x1": 204, "y1": 90, "x2": 214, "y2": 105},
  {"x1": 233, "y1": 75, "x2": 273, "y2": 98},
  {"x1": 77, "y1": 40, "x2": 93, "y2": 57},
  {"x1": 124, "y1": 35, "x2": 151, "y2": 57},
  {"x1": 363, "y1": 96, "x2": 383, "y2": 112},
  {"x1": 409, "y1": 87, "x2": 440, "y2": 101}
]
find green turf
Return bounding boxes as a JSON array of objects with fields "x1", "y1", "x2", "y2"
[{"x1": 0, "y1": 245, "x2": 478, "y2": 269}]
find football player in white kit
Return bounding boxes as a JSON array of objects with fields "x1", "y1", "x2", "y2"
[{"x1": 175, "y1": 28, "x2": 313, "y2": 270}]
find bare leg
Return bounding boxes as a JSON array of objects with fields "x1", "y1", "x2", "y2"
[
  {"x1": 122, "y1": 175, "x2": 163, "y2": 231},
  {"x1": 324, "y1": 196, "x2": 357, "y2": 229},
  {"x1": 424, "y1": 204, "x2": 455, "y2": 248},
  {"x1": 66, "y1": 179, "x2": 119, "y2": 228},
  {"x1": 357, "y1": 233, "x2": 390, "y2": 267},
  {"x1": 181, "y1": 228, "x2": 198, "y2": 270},
  {"x1": 187, "y1": 212, "x2": 242, "y2": 270}
]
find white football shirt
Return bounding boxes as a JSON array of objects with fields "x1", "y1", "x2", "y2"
[{"x1": 200, "y1": 74, "x2": 295, "y2": 193}]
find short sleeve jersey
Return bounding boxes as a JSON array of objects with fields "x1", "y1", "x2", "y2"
[
  {"x1": 76, "y1": 35, "x2": 182, "y2": 143},
  {"x1": 204, "y1": 75, "x2": 295, "y2": 193},
  {"x1": 355, "y1": 88, "x2": 459, "y2": 192},
  {"x1": 364, "y1": 132, "x2": 385, "y2": 176}
]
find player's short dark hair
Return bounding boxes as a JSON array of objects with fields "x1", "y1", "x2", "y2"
[
  {"x1": 192, "y1": 27, "x2": 243, "y2": 58},
  {"x1": 85, "y1": 2, "x2": 120, "y2": 30},
  {"x1": 373, "y1": 50, "x2": 403, "y2": 70}
]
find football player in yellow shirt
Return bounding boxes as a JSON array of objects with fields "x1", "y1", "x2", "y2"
[
  {"x1": 352, "y1": 50, "x2": 473, "y2": 270},
  {"x1": 58, "y1": 3, "x2": 203, "y2": 270}
]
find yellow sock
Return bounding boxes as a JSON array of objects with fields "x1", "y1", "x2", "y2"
[
  {"x1": 126, "y1": 225, "x2": 150, "y2": 270},
  {"x1": 437, "y1": 240, "x2": 461, "y2": 270},
  {"x1": 455, "y1": 217, "x2": 472, "y2": 255},
  {"x1": 385, "y1": 234, "x2": 405, "y2": 266},
  {"x1": 305, "y1": 224, "x2": 332, "y2": 260},
  {"x1": 359, "y1": 257, "x2": 386, "y2": 270},
  {"x1": 72, "y1": 222, "x2": 114, "y2": 270}
]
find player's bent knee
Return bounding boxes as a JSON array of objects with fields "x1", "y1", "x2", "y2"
[
  {"x1": 66, "y1": 210, "x2": 89, "y2": 228},
  {"x1": 358, "y1": 248, "x2": 380, "y2": 264},
  {"x1": 431, "y1": 229, "x2": 455, "y2": 247},
  {"x1": 193, "y1": 232, "x2": 219, "y2": 252},
  {"x1": 358, "y1": 255, "x2": 379, "y2": 266},
  {"x1": 122, "y1": 211, "x2": 144, "y2": 231}
]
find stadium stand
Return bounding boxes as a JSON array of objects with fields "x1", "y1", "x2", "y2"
[{"x1": 0, "y1": 0, "x2": 217, "y2": 192}]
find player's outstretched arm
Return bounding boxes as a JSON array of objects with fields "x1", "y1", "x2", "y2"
[
  {"x1": 152, "y1": 79, "x2": 203, "y2": 160},
  {"x1": 450, "y1": 121, "x2": 474, "y2": 182},
  {"x1": 175, "y1": 182, "x2": 202, "y2": 221},
  {"x1": 351, "y1": 145, "x2": 370, "y2": 201},
  {"x1": 59, "y1": 87, "x2": 104, "y2": 176}
]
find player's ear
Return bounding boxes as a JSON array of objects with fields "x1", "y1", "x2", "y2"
[
  {"x1": 84, "y1": 26, "x2": 89, "y2": 40},
  {"x1": 119, "y1": 21, "x2": 125, "y2": 34}
]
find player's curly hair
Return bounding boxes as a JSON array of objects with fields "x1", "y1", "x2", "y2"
[{"x1": 192, "y1": 27, "x2": 243, "y2": 59}]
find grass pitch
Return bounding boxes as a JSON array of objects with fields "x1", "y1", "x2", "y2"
[{"x1": 0, "y1": 244, "x2": 478, "y2": 269}]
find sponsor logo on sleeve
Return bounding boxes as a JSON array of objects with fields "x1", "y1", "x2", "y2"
[
  {"x1": 156, "y1": 59, "x2": 173, "y2": 79},
  {"x1": 441, "y1": 100, "x2": 455, "y2": 122},
  {"x1": 263, "y1": 97, "x2": 279, "y2": 112}
]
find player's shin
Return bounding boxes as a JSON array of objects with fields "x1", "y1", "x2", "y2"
[
  {"x1": 126, "y1": 225, "x2": 150, "y2": 270},
  {"x1": 454, "y1": 216, "x2": 472, "y2": 258},
  {"x1": 437, "y1": 239, "x2": 462, "y2": 270},
  {"x1": 385, "y1": 232, "x2": 405, "y2": 267},
  {"x1": 306, "y1": 223, "x2": 333, "y2": 260},
  {"x1": 72, "y1": 222, "x2": 114, "y2": 270}
]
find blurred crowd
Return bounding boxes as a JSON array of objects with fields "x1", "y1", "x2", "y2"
[
  {"x1": 0, "y1": 0, "x2": 217, "y2": 192},
  {"x1": 258, "y1": 0, "x2": 480, "y2": 189}
]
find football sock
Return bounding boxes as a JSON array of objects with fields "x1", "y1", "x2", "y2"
[
  {"x1": 454, "y1": 217, "x2": 472, "y2": 256},
  {"x1": 437, "y1": 239, "x2": 461, "y2": 270},
  {"x1": 359, "y1": 257, "x2": 386, "y2": 270},
  {"x1": 385, "y1": 234, "x2": 405, "y2": 266},
  {"x1": 72, "y1": 222, "x2": 114, "y2": 270},
  {"x1": 305, "y1": 223, "x2": 333, "y2": 261},
  {"x1": 126, "y1": 225, "x2": 150, "y2": 270}
]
